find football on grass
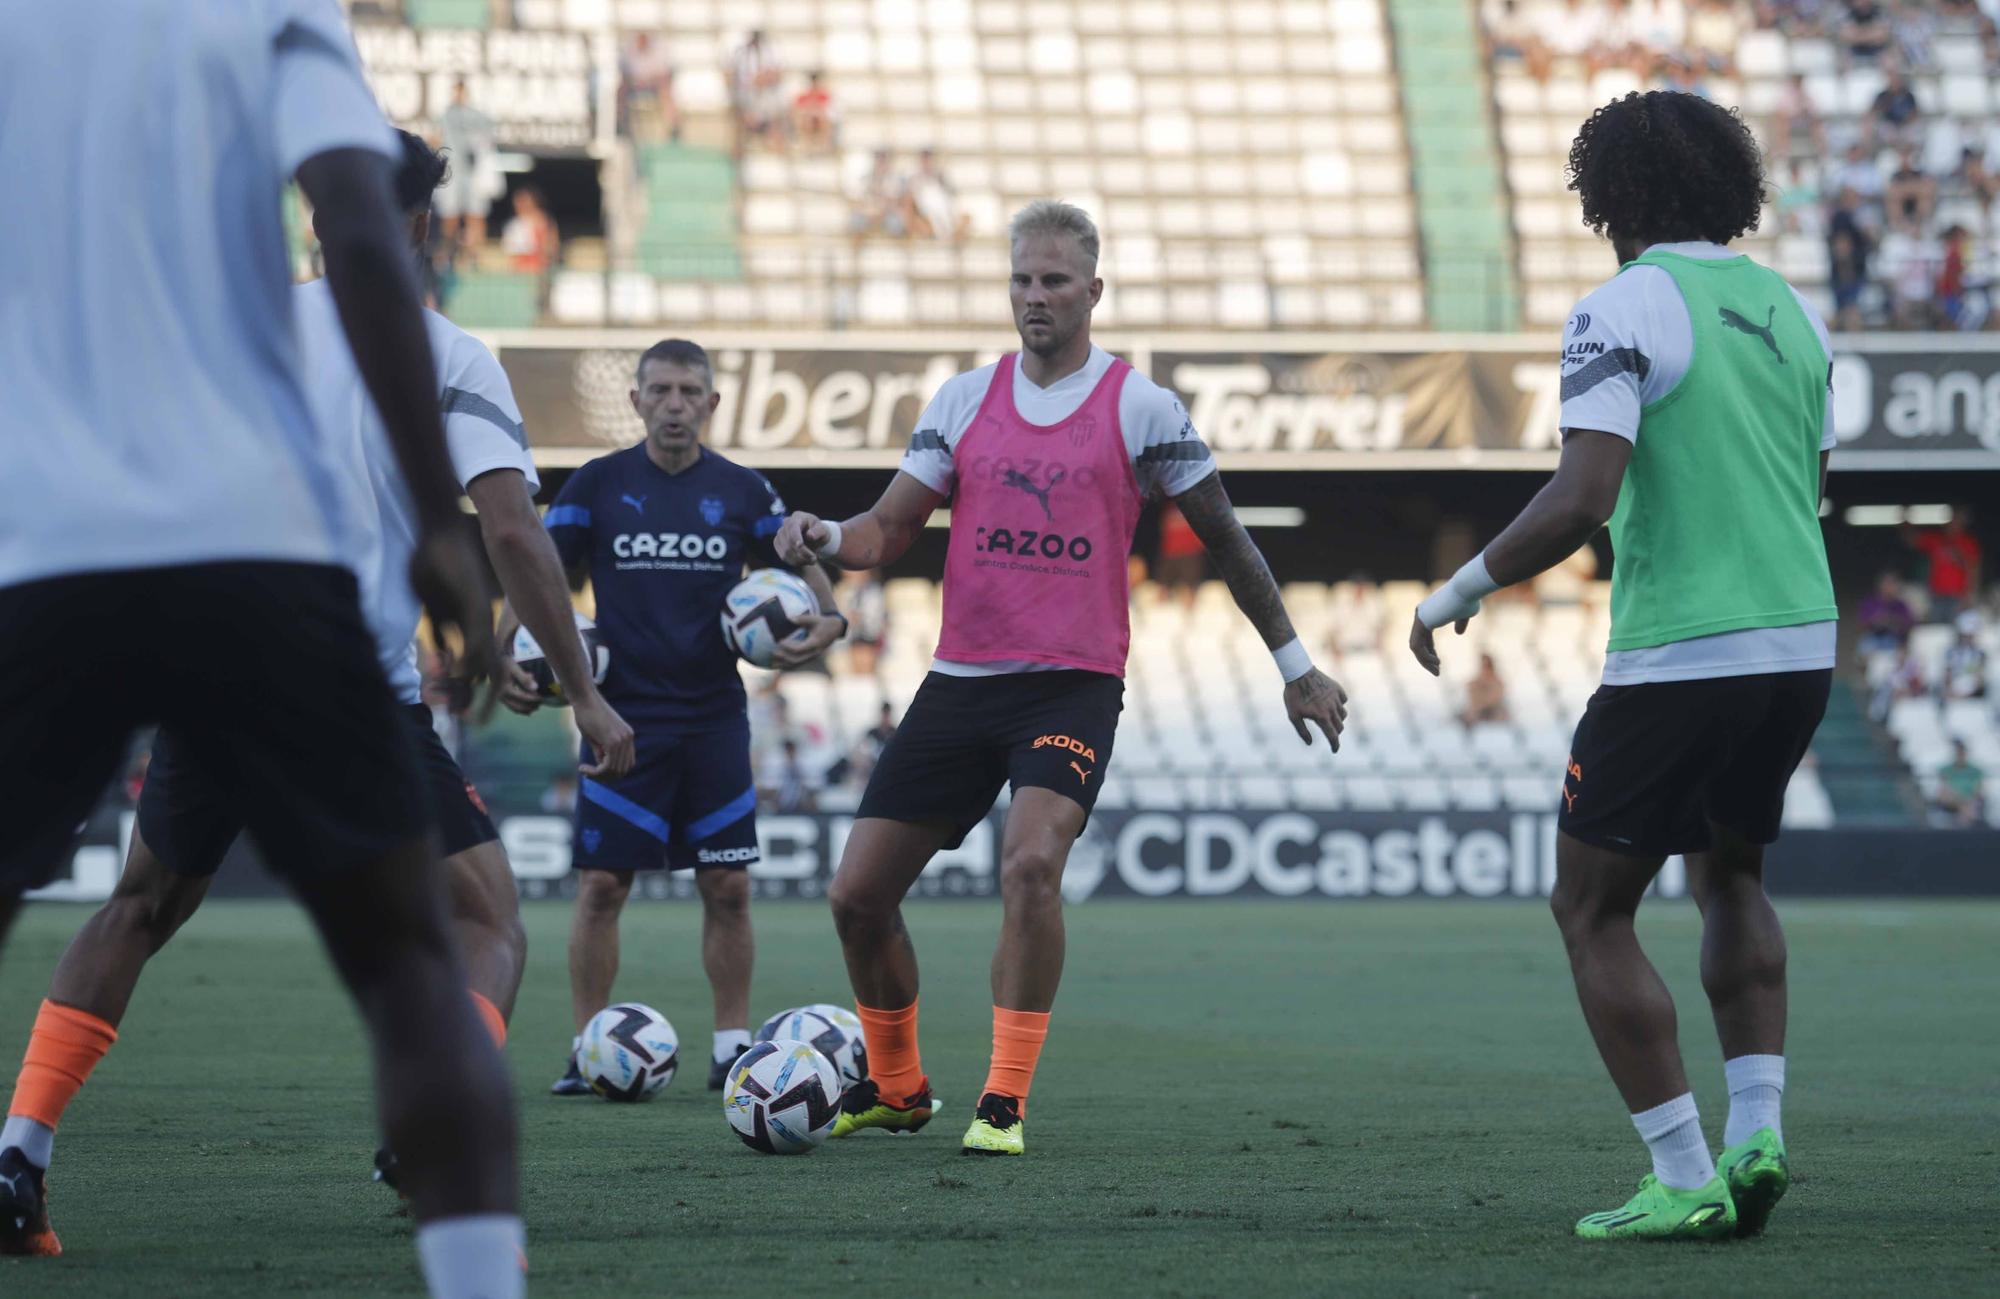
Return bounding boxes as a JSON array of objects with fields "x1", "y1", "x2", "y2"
[
  {"x1": 723, "y1": 1039, "x2": 842, "y2": 1153},
  {"x1": 576, "y1": 1002, "x2": 679, "y2": 1102}
]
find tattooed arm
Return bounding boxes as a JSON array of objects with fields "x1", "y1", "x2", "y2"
[{"x1": 1173, "y1": 470, "x2": 1348, "y2": 750}]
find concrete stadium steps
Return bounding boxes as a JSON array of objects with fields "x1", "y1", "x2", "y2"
[
  {"x1": 1816, "y1": 683, "x2": 1923, "y2": 828},
  {"x1": 1385, "y1": 0, "x2": 1520, "y2": 330},
  {"x1": 635, "y1": 145, "x2": 744, "y2": 280}
]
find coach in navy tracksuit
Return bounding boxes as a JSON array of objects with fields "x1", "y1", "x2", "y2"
[{"x1": 500, "y1": 339, "x2": 846, "y2": 1095}]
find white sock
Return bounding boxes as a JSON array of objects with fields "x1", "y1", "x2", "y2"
[
  {"x1": 415, "y1": 1214, "x2": 524, "y2": 1299},
  {"x1": 0, "y1": 1116, "x2": 54, "y2": 1170},
  {"x1": 1724, "y1": 1054, "x2": 1785, "y2": 1146},
  {"x1": 713, "y1": 1029, "x2": 751, "y2": 1064},
  {"x1": 1630, "y1": 1093, "x2": 1716, "y2": 1190}
]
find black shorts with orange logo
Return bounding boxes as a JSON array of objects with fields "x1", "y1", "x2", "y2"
[
  {"x1": 1557, "y1": 669, "x2": 1831, "y2": 858},
  {"x1": 857, "y1": 669, "x2": 1124, "y2": 849}
]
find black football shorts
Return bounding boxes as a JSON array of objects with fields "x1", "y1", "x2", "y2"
[
  {"x1": 141, "y1": 706, "x2": 498, "y2": 877},
  {"x1": 857, "y1": 669, "x2": 1124, "y2": 849},
  {"x1": 1559, "y1": 669, "x2": 1832, "y2": 858},
  {"x1": 0, "y1": 563, "x2": 429, "y2": 892}
]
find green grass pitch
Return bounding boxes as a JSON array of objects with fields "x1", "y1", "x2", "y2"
[{"x1": 2, "y1": 898, "x2": 1994, "y2": 1297}]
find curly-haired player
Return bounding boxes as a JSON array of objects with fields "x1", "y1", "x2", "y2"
[{"x1": 1409, "y1": 92, "x2": 1836, "y2": 1241}]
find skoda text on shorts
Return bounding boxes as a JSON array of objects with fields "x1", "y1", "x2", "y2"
[{"x1": 773, "y1": 201, "x2": 1349, "y2": 1155}]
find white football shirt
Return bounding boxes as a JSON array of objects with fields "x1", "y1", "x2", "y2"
[
  {"x1": 295, "y1": 279, "x2": 539, "y2": 705},
  {"x1": 1559, "y1": 242, "x2": 1838, "y2": 685},
  {"x1": 900, "y1": 344, "x2": 1217, "y2": 677},
  {"x1": 0, "y1": 0, "x2": 395, "y2": 589}
]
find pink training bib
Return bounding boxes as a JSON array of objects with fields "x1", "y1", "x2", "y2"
[{"x1": 934, "y1": 353, "x2": 1143, "y2": 676}]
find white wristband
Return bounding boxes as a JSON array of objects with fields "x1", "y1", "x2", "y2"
[
  {"x1": 810, "y1": 518, "x2": 843, "y2": 560},
  {"x1": 1416, "y1": 552, "x2": 1500, "y2": 629},
  {"x1": 1272, "y1": 637, "x2": 1314, "y2": 684}
]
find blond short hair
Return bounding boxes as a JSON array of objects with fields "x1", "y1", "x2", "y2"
[{"x1": 1008, "y1": 200, "x2": 1100, "y2": 267}]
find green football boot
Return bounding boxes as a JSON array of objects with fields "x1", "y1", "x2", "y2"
[
  {"x1": 1574, "y1": 1173, "x2": 1736, "y2": 1241},
  {"x1": 1718, "y1": 1128, "x2": 1789, "y2": 1237}
]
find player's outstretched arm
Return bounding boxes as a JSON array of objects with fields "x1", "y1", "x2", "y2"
[
  {"x1": 1409, "y1": 429, "x2": 1631, "y2": 676},
  {"x1": 466, "y1": 471, "x2": 635, "y2": 778},
  {"x1": 297, "y1": 146, "x2": 496, "y2": 688},
  {"x1": 1173, "y1": 471, "x2": 1348, "y2": 750},
  {"x1": 774, "y1": 471, "x2": 946, "y2": 571}
]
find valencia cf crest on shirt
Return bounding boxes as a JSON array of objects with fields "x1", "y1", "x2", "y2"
[{"x1": 699, "y1": 495, "x2": 726, "y2": 527}]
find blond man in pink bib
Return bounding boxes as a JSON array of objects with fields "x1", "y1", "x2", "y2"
[{"x1": 774, "y1": 201, "x2": 1348, "y2": 1156}]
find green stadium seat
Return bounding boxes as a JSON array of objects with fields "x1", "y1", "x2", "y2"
[
  {"x1": 405, "y1": 0, "x2": 490, "y2": 29},
  {"x1": 444, "y1": 271, "x2": 540, "y2": 328}
]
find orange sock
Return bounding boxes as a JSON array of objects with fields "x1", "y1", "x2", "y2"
[
  {"x1": 468, "y1": 991, "x2": 507, "y2": 1048},
  {"x1": 982, "y1": 1007, "x2": 1050, "y2": 1112},
  {"x1": 8, "y1": 1001, "x2": 118, "y2": 1128},
  {"x1": 854, "y1": 998, "x2": 924, "y2": 1104}
]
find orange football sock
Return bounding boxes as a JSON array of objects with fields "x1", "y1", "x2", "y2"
[
  {"x1": 468, "y1": 991, "x2": 508, "y2": 1048},
  {"x1": 854, "y1": 999, "x2": 924, "y2": 1104},
  {"x1": 8, "y1": 1001, "x2": 118, "y2": 1128},
  {"x1": 982, "y1": 1007, "x2": 1050, "y2": 1112}
]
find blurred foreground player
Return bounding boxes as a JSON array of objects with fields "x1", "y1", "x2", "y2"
[
  {"x1": 0, "y1": 5, "x2": 522, "y2": 1294},
  {"x1": 775, "y1": 202, "x2": 1348, "y2": 1156},
  {"x1": 1410, "y1": 92, "x2": 1836, "y2": 1241},
  {"x1": 0, "y1": 130, "x2": 635, "y2": 1215}
]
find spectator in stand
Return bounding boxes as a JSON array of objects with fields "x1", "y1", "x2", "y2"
[
  {"x1": 906, "y1": 149, "x2": 972, "y2": 243},
  {"x1": 1941, "y1": 138, "x2": 1997, "y2": 209},
  {"x1": 729, "y1": 29, "x2": 786, "y2": 150},
  {"x1": 1858, "y1": 572, "x2": 1918, "y2": 655},
  {"x1": 1936, "y1": 224, "x2": 1985, "y2": 329},
  {"x1": 848, "y1": 148, "x2": 908, "y2": 246},
  {"x1": 1885, "y1": 145, "x2": 1937, "y2": 233},
  {"x1": 1534, "y1": 0, "x2": 1602, "y2": 72},
  {"x1": 1772, "y1": 74, "x2": 1826, "y2": 161},
  {"x1": 1630, "y1": 0, "x2": 1689, "y2": 66},
  {"x1": 1486, "y1": 0, "x2": 1552, "y2": 81},
  {"x1": 1908, "y1": 506, "x2": 1983, "y2": 623},
  {"x1": 1775, "y1": 159, "x2": 1824, "y2": 235},
  {"x1": 1155, "y1": 499, "x2": 1207, "y2": 608},
  {"x1": 791, "y1": 70, "x2": 839, "y2": 153},
  {"x1": 1833, "y1": 141, "x2": 1886, "y2": 202},
  {"x1": 1827, "y1": 189, "x2": 1874, "y2": 330},
  {"x1": 837, "y1": 568, "x2": 887, "y2": 676},
  {"x1": 438, "y1": 79, "x2": 501, "y2": 250},
  {"x1": 1588, "y1": 0, "x2": 1642, "y2": 74},
  {"x1": 757, "y1": 738, "x2": 818, "y2": 813},
  {"x1": 1759, "y1": 0, "x2": 1832, "y2": 36},
  {"x1": 541, "y1": 772, "x2": 579, "y2": 815},
  {"x1": 863, "y1": 702, "x2": 898, "y2": 756},
  {"x1": 1870, "y1": 643, "x2": 1926, "y2": 720},
  {"x1": 1460, "y1": 653, "x2": 1512, "y2": 726},
  {"x1": 1686, "y1": 0, "x2": 1748, "y2": 73},
  {"x1": 1841, "y1": 0, "x2": 1896, "y2": 64},
  {"x1": 1880, "y1": 224, "x2": 1942, "y2": 328},
  {"x1": 1932, "y1": 739, "x2": 1986, "y2": 826},
  {"x1": 1944, "y1": 613, "x2": 1989, "y2": 699},
  {"x1": 502, "y1": 187, "x2": 559, "y2": 275},
  {"x1": 1890, "y1": 0, "x2": 1937, "y2": 70},
  {"x1": 1869, "y1": 64, "x2": 1922, "y2": 148},
  {"x1": 620, "y1": 32, "x2": 681, "y2": 145}
]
